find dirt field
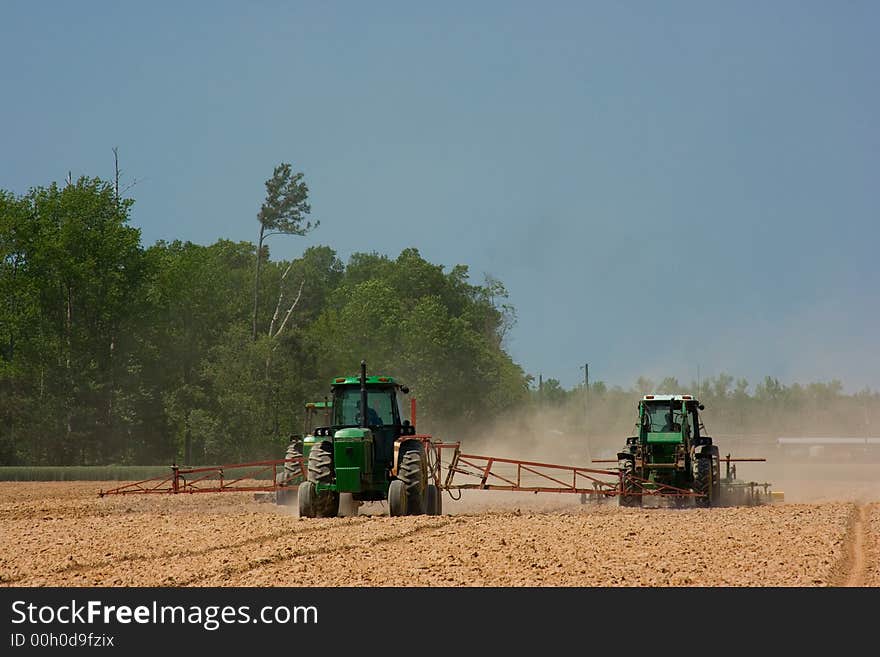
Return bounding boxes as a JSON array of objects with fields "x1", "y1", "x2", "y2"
[{"x1": 1, "y1": 478, "x2": 878, "y2": 587}]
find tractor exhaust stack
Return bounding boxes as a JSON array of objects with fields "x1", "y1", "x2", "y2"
[{"x1": 360, "y1": 359, "x2": 368, "y2": 429}]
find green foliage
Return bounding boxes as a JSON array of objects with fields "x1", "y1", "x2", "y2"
[
  {"x1": 305, "y1": 248, "x2": 527, "y2": 434},
  {"x1": 535, "y1": 378, "x2": 567, "y2": 405},
  {"x1": 0, "y1": 177, "x2": 148, "y2": 465},
  {"x1": 257, "y1": 163, "x2": 315, "y2": 236}
]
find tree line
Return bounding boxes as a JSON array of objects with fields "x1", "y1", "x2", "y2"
[{"x1": 3, "y1": 163, "x2": 876, "y2": 466}]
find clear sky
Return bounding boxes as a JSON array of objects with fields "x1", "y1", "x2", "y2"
[{"x1": 2, "y1": 1, "x2": 878, "y2": 391}]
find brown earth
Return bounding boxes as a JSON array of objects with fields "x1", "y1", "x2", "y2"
[{"x1": 1, "y1": 481, "x2": 878, "y2": 587}]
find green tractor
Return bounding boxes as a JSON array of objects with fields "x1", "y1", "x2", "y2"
[
  {"x1": 297, "y1": 360, "x2": 442, "y2": 518},
  {"x1": 617, "y1": 394, "x2": 720, "y2": 508},
  {"x1": 274, "y1": 400, "x2": 333, "y2": 506}
]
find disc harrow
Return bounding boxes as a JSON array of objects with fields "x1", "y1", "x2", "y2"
[{"x1": 97, "y1": 457, "x2": 305, "y2": 497}]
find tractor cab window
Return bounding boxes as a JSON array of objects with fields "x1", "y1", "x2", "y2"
[
  {"x1": 333, "y1": 387, "x2": 397, "y2": 427},
  {"x1": 644, "y1": 403, "x2": 684, "y2": 432}
]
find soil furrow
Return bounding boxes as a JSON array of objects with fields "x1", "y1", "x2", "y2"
[
  {"x1": 180, "y1": 517, "x2": 455, "y2": 586},
  {"x1": 1, "y1": 517, "x2": 373, "y2": 584}
]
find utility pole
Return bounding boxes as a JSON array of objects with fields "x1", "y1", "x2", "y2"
[
  {"x1": 580, "y1": 363, "x2": 592, "y2": 488},
  {"x1": 580, "y1": 362, "x2": 590, "y2": 431}
]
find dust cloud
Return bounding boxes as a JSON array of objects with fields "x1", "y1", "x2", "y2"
[{"x1": 421, "y1": 389, "x2": 880, "y2": 506}]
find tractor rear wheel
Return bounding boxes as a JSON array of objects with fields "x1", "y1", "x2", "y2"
[
  {"x1": 426, "y1": 483, "x2": 441, "y2": 516},
  {"x1": 307, "y1": 441, "x2": 333, "y2": 485},
  {"x1": 388, "y1": 479, "x2": 407, "y2": 517},
  {"x1": 307, "y1": 441, "x2": 339, "y2": 517},
  {"x1": 282, "y1": 439, "x2": 304, "y2": 481},
  {"x1": 298, "y1": 481, "x2": 316, "y2": 518},
  {"x1": 397, "y1": 444, "x2": 427, "y2": 515},
  {"x1": 707, "y1": 445, "x2": 721, "y2": 504},
  {"x1": 694, "y1": 446, "x2": 719, "y2": 508},
  {"x1": 619, "y1": 457, "x2": 641, "y2": 508},
  {"x1": 275, "y1": 440, "x2": 305, "y2": 504}
]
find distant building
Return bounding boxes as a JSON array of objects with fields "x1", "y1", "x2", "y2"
[{"x1": 776, "y1": 437, "x2": 880, "y2": 461}]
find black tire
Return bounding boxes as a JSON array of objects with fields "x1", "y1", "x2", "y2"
[
  {"x1": 388, "y1": 479, "x2": 407, "y2": 517},
  {"x1": 425, "y1": 483, "x2": 441, "y2": 516},
  {"x1": 619, "y1": 458, "x2": 641, "y2": 508},
  {"x1": 707, "y1": 444, "x2": 722, "y2": 505},
  {"x1": 282, "y1": 440, "x2": 304, "y2": 481},
  {"x1": 306, "y1": 441, "x2": 339, "y2": 517},
  {"x1": 298, "y1": 481, "x2": 316, "y2": 518},
  {"x1": 694, "y1": 446, "x2": 719, "y2": 508},
  {"x1": 275, "y1": 441, "x2": 304, "y2": 503},
  {"x1": 307, "y1": 441, "x2": 333, "y2": 485},
  {"x1": 275, "y1": 441, "x2": 303, "y2": 507},
  {"x1": 397, "y1": 444, "x2": 427, "y2": 515}
]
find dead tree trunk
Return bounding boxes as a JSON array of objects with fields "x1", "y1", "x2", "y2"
[
  {"x1": 264, "y1": 271, "x2": 303, "y2": 380},
  {"x1": 251, "y1": 224, "x2": 265, "y2": 341}
]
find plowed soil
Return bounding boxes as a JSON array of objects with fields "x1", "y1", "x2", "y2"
[{"x1": 2, "y1": 481, "x2": 878, "y2": 587}]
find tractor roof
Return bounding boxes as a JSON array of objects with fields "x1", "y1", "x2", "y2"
[
  {"x1": 305, "y1": 401, "x2": 332, "y2": 408},
  {"x1": 331, "y1": 375, "x2": 399, "y2": 386},
  {"x1": 642, "y1": 394, "x2": 698, "y2": 402}
]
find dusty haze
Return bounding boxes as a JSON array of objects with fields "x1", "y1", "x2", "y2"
[{"x1": 422, "y1": 389, "x2": 880, "y2": 505}]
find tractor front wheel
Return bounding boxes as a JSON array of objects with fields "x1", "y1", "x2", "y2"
[
  {"x1": 694, "y1": 445, "x2": 720, "y2": 508},
  {"x1": 388, "y1": 479, "x2": 407, "y2": 517},
  {"x1": 298, "y1": 481, "x2": 316, "y2": 518}
]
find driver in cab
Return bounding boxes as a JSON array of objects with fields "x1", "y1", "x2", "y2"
[{"x1": 356, "y1": 401, "x2": 383, "y2": 426}]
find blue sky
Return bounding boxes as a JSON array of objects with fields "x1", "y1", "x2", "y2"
[{"x1": 2, "y1": 1, "x2": 878, "y2": 390}]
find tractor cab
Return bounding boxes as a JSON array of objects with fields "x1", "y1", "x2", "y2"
[
  {"x1": 617, "y1": 394, "x2": 716, "y2": 507},
  {"x1": 303, "y1": 401, "x2": 333, "y2": 437},
  {"x1": 638, "y1": 394, "x2": 707, "y2": 447},
  {"x1": 327, "y1": 375, "x2": 412, "y2": 468}
]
